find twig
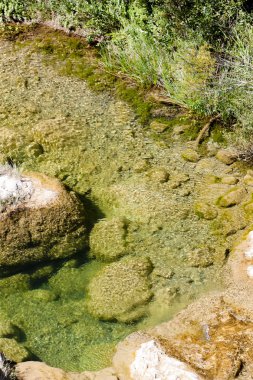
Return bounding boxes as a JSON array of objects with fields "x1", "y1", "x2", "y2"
[{"x1": 195, "y1": 113, "x2": 221, "y2": 148}]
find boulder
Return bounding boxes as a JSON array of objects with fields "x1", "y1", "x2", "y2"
[
  {"x1": 0, "y1": 168, "x2": 87, "y2": 271},
  {"x1": 87, "y1": 256, "x2": 153, "y2": 322},
  {"x1": 16, "y1": 362, "x2": 117, "y2": 380},
  {"x1": 217, "y1": 187, "x2": 246, "y2": 208},
  {"x1": 216, "y1": 149, "x2": 237, "y2": 165},
  {"x1": 150, "y1": 120, "x2": 168, "y2": 133},
  {"x1": 194, "y1": 202, "x2": 218, "y2": 220},
  {"x1": 181, "y1": 149, "x2": 200, "y2": 163},
  {"x1": 221, "y1": 176, "x2": 239, "y2": 185},
  {"x1": 0, "y1": 338, "x2": 29, "y2": 362},
  {"x1": 89, "y1": 218, "x2": 128, "y2": 262}
]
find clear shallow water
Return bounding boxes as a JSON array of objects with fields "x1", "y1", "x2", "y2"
[{"x1": 0, "y1": 31, "x2": 246, "y2": 371}]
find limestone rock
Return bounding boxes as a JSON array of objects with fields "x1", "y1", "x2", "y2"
[
  {"x1": 194, "y1": 202, "x2": 218, "y2": 220},
  {"x1": 148, "y1": 168, "x2": 170, "y2": 183},
  {"x1": 221, "y1": 176, "x2": 239, "y2": 185},
  {"x1": 150, "y1": 120, "x2": 168, "y2": 133},
  {"x1": 181, "y1": 149, "x2": 200, "y2": 163},
  {"x1": 16, "y1": 362, "x2": 118, "y2": 380},
  {"x1": 216, "y1": 149, "x2": 237, "y2": 165},
  {"x1": 0, "y1": 338, "x2": 29, "y2": 362},
  {"x1": 87, "y1": 256, "x2": 153, "y2": 322},
  {"x1": 217, "y1": 187, "x2": 246, "y2": 207},
  {"x1": 243, "y1": 174, "x2": 253, "y2": 187},
  {"x1": 89, "y1": 218, "x2": 128, "y2": 261},
  {"x1": 0, "y1": 170, "x2": 87, "y2": 271}
]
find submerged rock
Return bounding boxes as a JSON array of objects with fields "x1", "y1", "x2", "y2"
[
  {"x1": 87, "y1": 256, "x2": 153, "y2": 322},
  {"x1": 0, "y1": 169, "x2": 87, "y2": 271},
  {"x1": 194, "y1": 202, "x2": 218, "y2": 220},
  {"x1": 216, "y1": 149, "x2": 237, "y2": 165},
  {"x1": 89, "y1": 218, "x2": 128, "y2": 262},
  {"x1": 181, "y1": 149, "x2": 200, "y2": 163},
  {"x1": 217, "y1": 187, "x2": 246, "y2": 208},
  {"x1": 0, "y1": 338, "x2": 29, "y2": 363}
]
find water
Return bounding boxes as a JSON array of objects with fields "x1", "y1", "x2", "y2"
[{"x1": 0, "y1": 29, "x2": 247, "y2": 371}]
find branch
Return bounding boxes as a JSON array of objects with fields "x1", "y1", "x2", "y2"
[{"x1": 195, "y1": 114, "x2": 221, "y2": 148}]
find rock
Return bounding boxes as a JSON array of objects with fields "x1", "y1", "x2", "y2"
[
  {"x1": 130, "y1": 340, "x2": 201, "y2": 380},
  {"x1": 89, "y1": 218, "x2": 128, "y2": 262},
  {"x1": 148, "y1": 168, "x2": 170, "y2": 183},
  {"x1": 194, "y1": 202, "x2": 218, "y2": 220},
  {"x1": 217, "y1": 187, "x2": 246, "y2": 207},
  {"x1": 0, "y1": 338, "x2": 29, "y2": 362},
  {"x1": 243, "y1": 174, "x2": 253, "y2": 186},
  {"x1": 186, "y1": 247, "x2": 215, "y2": 268},
  {"x1": 133, "y1": 160, "x2": 150, "y2": 173},
  {"x1": 25, "y1": 142, "x2": 44, "y2": 158},
  {"x1": 0, "y1": 273, "x2": 31, "y2": 294},
  {"x1": 25, "y1": 289, "x2": 57, "y2": 302},
  {"x1": 221, "y1": 176, "x2": 239, "y2": 185},
  {"x1": 0, "y1": 314, "x2": 18, "y2": 339},
  {"x1": 181, "y1": 149, "x2": 200, "y2": 163},
  {"x1": 216, "y1": 149, "x2": 237, "y2": 165},
  {"x1": 87, "y1": 256, "x2": 153, "y2": 322},
  {"x1": 150, "y1": 120, "x2": 168, "y2": 133},
  {"x1": 16, "y1": 362, "x2": 118, "y2": 380},
  {"x1": 0, "y1": 169, "x2": 87, "y2": 271}
]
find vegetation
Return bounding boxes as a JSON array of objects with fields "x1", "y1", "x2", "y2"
[{"x1": 1, "y1": 0, "x2": 253, "y2": 142}]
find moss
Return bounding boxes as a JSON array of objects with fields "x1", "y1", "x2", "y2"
[
  {"x1": 210, "y1": 124, "x2": 226, "y2": 144},
  {"x1": 115, "y1": 83, "x2": 153, "y2": 125}
]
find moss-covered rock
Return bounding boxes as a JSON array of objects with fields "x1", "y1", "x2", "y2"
[
  {"x1": 217, "y1": 187, "x2": 246, "y2": 208},
  {"x1": 0, "y1": 338, "x2": 30, "y2": 362},
  {"x1": 194, "y1": 202, "x2": 218, "y2": 220},
  {"x1": 216, "y1": 149, "x2": 237, "y2": 165},
  {"x1": 181, "y1": 149, "x2": 200, "y2": 163},
  {"x1": 0, "y1": 274, "x2": 31, "y2": 294},
  {"x1": 148, "y1": 168, "x2": 170, "y2": 184},
  {"x1": 220, "y1": 176, "x2": 239, "y2": 185},
  {"x1": 87, "y1": 256, "x2": 153, "y2": 322},
  {"x1": 0, "y1": 172, "x2": 87, "y2": 271},
  {"x1": 89, "y1": 218, "x2": 128, "y2": 262}
]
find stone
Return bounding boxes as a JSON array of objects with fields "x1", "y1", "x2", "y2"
[
  {"x1": 16, "y1": 362, "x2": 118, "y2": 380},
  {"x1": 0, "y1": 170, "x2": 87, "y2": 271},
  {"x1": 181, "y1": 149, "x2": 200, "y2": 163},
  {"x1": 25, "y1": 142, "x2": 44, "y2": 158},
  {"x1": 89, "y1": 218, "x2": 128, "y2": 262},
  {"x1": 0, "y1": 274, "x2": 31, "y2": 294},
  {"x1": 194, "y1": 202, "x2": 218, "y2": 220},
  {"x1": 243, "y1": 174, "x2": 253, "y2": 186},
  {"x1": 130, "y1": 340, "x2": 201, "y2": 380},
  {"x1": 217, "y1": 187, "x2": 246, "y2": 207},
  {"x1": 87, "y1": 256, "x2": 153, "y2": 322},
  {"x1": 221, "y1": 176, "x2": 239, "y2": 185},
  {"x1": 0, "y1": 338, "x2": 29, "y2": 362},
  {"x1": 133, "y1": 160, "x2": 150, "y2": 173},
  {"x1": 148, "y1": 168, "x2": 170, "y2": 183},
  {"x1": 150, "y1": 120, "x2": 168, "y2": 133},
  {"x1": 216, "y1": 149, "x2": 237, "y2": 165}
]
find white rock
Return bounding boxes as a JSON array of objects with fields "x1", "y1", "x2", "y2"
[
  {"x1": 245, "y1": 246, "x2": 253, "y2": 260},
  {"x1": 248, "y1": 231, "x2": 253, "y2": 242},
  {"x1": 130, "y1": 340, "x2": 201, "y2": 380},
  {"x1": 247, "y1": 265, "x2": 253, "y2": 278}
]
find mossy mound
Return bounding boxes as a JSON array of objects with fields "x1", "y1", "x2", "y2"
[
  {"x1": 0, "y1": 338, "x2": 30, "y2": 362},
  {"x1": 87, "y1": 256, "x2": 153, "y2": 322},
  {"x1": 89, "y1": 218, "x2": 128, "y2": 262},
  {"x1": 0, "y1": 172, "x2": 87, "y2": 272}
]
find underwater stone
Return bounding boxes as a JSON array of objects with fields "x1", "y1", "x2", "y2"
[
  {"x1": 217, "y1": 187, "x2": 246, "y2": 208},
  {"x1": 150, "y1": 120, "x2": 168, "y2": 133},
  {"x1": 194, "y1": 202, "x2": 218, "y2": 220},
  {"x1": 0, "y1": 338, "x2": 29, "y2": 362},
  {"x1": 216, "y1": 149, "x2": 237, "y2": 165},
  {"x1": 243, "y1": 174, "x2": 253, "y2": 187},
  {"x1": 148, "y1": 168, "x2": 170, "y2": 183},
  {"x1": 181, "y1": 149, "x2": 200, "y2": 163},
  {"x1": 221, "y1": 176, "x2": 239, "y2": 185},
  {"x1": 87, "y1": 256, "x2": 153, "y2": 322},
  {"x1": 0, "y1": 170, "x2": 87, "y2": 271},
  {"x1": 89, "y1": 218, "x2": 128, "y2": 262}
]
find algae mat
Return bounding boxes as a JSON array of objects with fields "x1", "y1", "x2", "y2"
[{"x1": 0, "y1": 31, "x2": 251, "y2": 371}]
